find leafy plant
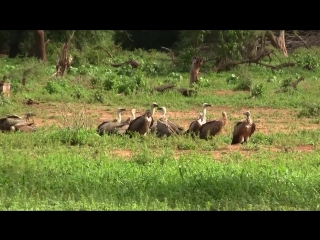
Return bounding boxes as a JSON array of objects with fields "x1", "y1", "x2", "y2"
[
  {"x1": 226, "y1": 74, "x2": 239, "y2": 84},
  {"x1": 250, "y1": 84, "x2": 264, "y2": 98},
  {"x1": 298, "y1": 102, "x2": 320, "y2": 118}
]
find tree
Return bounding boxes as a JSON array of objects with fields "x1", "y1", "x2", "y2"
[{"x1": 33, "y1": 30, "x2": 47, "y2": 62}]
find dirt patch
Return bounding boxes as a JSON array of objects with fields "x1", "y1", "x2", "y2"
[
  {"x1": 19, "y1": 102, "x2": 319, "y2": 159},
  {"x1": 26, "y1": 102, "x2": 319, "y2": 136}
]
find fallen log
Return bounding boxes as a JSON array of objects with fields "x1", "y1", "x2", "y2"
[{"x1": 110, "y1": 59, "x2": 139, "y2": 68}]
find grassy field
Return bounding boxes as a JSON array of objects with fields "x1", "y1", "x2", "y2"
[{"x1": 0, "y1": 47, "x2": 320, "y2": 210}]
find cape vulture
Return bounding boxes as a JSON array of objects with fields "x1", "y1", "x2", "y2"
[
  {"x1": 156, "y1": 106, "x2": 184, "y2": 137},
  {"x1": 231, "y1": 111, "x2": 256, "y2": 145},
  {"x1": 185, "y1": 112, "x2": 205, "y2": 138},
  {"x1": 126, "y1": 102, "x2": 159, "y2": 137},
  {"x1": 185, "y1": 102, "x2": 211, "y2": 136},
  {"x1": 0, "y1": 112, "x2": 36, "y2": 131},
  {"x1": 199, "y1": 111, "x2": 228, "y2": 140},
  {"x1": 96, "y1": 108, "x2": 127, "y2": 136},
  {"x1": 116, "y1": 108, "x2": 138, "y2": 135}
]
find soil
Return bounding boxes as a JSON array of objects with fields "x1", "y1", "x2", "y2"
[{"x1": 23, "y1": 97, "x2": 319, "y2": 160}]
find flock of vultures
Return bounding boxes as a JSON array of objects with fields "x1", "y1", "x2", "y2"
[
  {"x1": 97, "y1": 102, "x2": 256, "y2": 145},
  {"x1": 0, "y1": 102, "x2": 256, "y2": 145}
]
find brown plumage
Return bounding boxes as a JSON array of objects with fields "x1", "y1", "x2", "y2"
[
  {"x1": 231, "y1": 111, "x2": 256, "y2": 145},
  {"x1": 156, "y1": 106, "x2": 184, "y2": 137},
  {"x1": 199, "y1": 111, "x2": 228, "y2": 140},
  {"x1": 185, "y1": 112, "x2": 204, "y2": 138},
  {"x1": 116, "y1": 108, "x2": 138, "y2": 135},
  {"x1": 0, "y1": 112, "x2": 36, "y2": 131},
  {"x1": 11, "y1": 122, "x2": 37, "y2": 132},
  {"x1": 185, "y1": 102, "x2": 211, "y2": 137},
  {"x1": 97, "y1": 108, "x2": 127, "y2": 136},
  {"x1": 126, "y1": 102, "x2": 159, "y2": 137}
]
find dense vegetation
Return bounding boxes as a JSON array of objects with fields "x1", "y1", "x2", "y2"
[{"x1": 0, "y1": 30, "x2": 320, "y2": 210}]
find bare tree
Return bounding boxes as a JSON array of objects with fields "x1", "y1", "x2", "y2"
[{"x1": 189, "y1": 57, "x2": 204, "y2": 86}]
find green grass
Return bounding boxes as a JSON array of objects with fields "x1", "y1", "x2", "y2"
[
  {"x1": 1, "y1": 46, "x2": 320, "y2": 210},
  {"x1": 1, "y1": 144, "x2": 320, "y2": 210}
]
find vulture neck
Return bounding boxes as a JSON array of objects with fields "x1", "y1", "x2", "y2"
[
  {"x1": 202, "y1": 107, "x2": 207, "y2": 121},
  {"x1": 246, "y1": 114, "x2": 252, "y2": 124},
  {"x1": 117, "y1": 112, "x2": 122, "y2": 123},
  {"x1": 198, "y1": 115, "x2": 205, "y2": 125},
  {"x1": 161, "y1": 108, "x2": 167, "y2": 118},
  {"x1": 151, "y1": 106, "x2": 156, "y2": 116},
  {"x1": 131, "y1": 111, "x2": 136, "y2": 120}
]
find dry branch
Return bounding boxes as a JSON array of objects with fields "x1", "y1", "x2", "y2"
[
  {"x1": 54, "y1": 31, "x2": 74, "y2": 77},
  {"x1": 110, "y1": 59, "x2": 140, "y2": 68},
  {"x1": 161, "y1": 46, "x2": 176, "y2": 65},
  {"x1": 103, "y1": 49, "x2": 113, "y2": 58},
  {"x1": 153, "y1": 83, "x2": 196, "y2": 97},
  {"x1": 215, "y1": 48, "x2": 295, "y2": 72}
]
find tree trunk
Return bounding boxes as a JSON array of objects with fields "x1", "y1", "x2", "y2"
[
  {"x1": 189, "y1": 57, "x2": 204, "y2": 86},
  {"x1": 8, "y1": 30, "x2": 24, "y2": 58},
  {"x1": 266, "y1": 30, "x2": 288, "y2": 57},
  {"x1": 33, "y1": 30, "x2": 47, "y2": 62}
]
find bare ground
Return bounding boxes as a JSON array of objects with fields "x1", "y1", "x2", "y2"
[{"x1": 23, "y1": 98, "x2": 319, "y2": 160}]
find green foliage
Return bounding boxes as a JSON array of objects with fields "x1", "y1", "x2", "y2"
[
  {"x1": 250, "y1": 84, "x2": 264, "y2": 98},
  {"x1": 291, "y1": 47, "x2": 320, "y2": 70},
  {"x1": 0, "y1": 93, "x2": 11, "y2": 106},
  {"x1": 232, "y1": 66, "x2": 253, "y2": 91},
  {"x1": 92, "y1": 90, "x2": 105, "y2": 103},
  {"x1": 298, "y1": 102, "x2": 320, "y2": 118},
  {"x1": 44, "y1": 79, "x2": 70, "y2": 94},
  {"x1": 48, "y1": 128, "x2": 94, "y2": 146},
  {"x1": 226, "y1": 74, "x2": 239, "y2": 84},
  {"x1": 178, "y1": 30, "x2": 254, "y2": 60}
]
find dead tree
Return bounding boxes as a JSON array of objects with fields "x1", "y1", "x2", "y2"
[
  {"x1": 33, "y1": 30, "x2": 47, "y2": 62},
  {"x1": 189, "y1": 57, "x2": 204, "y2": 86},
  {"x1": 55, "y1": 31, "x2": 74, "y2": 77},
  {"x1": 161, "y1": 46, "x2": 176, "y2": 65},
  {"x1": 265, "y1": 30, "x2": 288, "y2": 57}
]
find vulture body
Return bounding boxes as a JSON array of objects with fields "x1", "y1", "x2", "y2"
[
  {"x1": 186, "y1": 103, "x2": 211, "y2": 136},
  {"x1": 199, "y1": 111, "x2": 228, "y2": 140},
  {"x1": 121, "y1": 108, "x2": 137, "y2": 124},
  {"x1": 97, "y1": 108, "x2": 127, "y2": 136},
  {"x1": 117, "y1": 108, "x2": 138, "y2": 135},
  {"x1": 185, "y1": 112, "x2": 205, "y2": 138},
  {"x1": 126, "y1": 102, "x2": 159, "y2": 137},
  {"x1": 11, "y1": 122, "x2": 37, "y2": 132},
  {"x1": 0, "y1": 113, "x2": 36, "y2": 132},
  {"x1": 156, "y1": 106, "x2": 184, "y2": 137},
  {"x1": 231, "y1": 111, "x2": 256, "y2": 144}
]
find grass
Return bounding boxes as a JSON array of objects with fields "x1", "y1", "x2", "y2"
[{"x1": 0, "y1": 46, "x2": 320, "y2": 210}]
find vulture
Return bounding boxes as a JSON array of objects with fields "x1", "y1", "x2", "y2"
[
  {"x1": 185, "y1": 102, "x2": 211, "y2": 136},
  {"x1": 96, "y1": 108, "x2": 127, "y2": 136},
  {"x1": 185, "y1": 112, "x2": 205, "y2": 138},
  {"x1": 121, "y1": 108, "x2": 137, "y2": 124},
  {"x1": 0, "y1": 112, "x2": 36, "y2": 131},
  {"x1": 199, "y1": 111, "x2": 228, "y2": 140},
  {"x1": 126, "y1": 102, "x2": 159, "y2": 137},
  {"x1": 11, "y1": 122, "x2": 37, "y2": 132},
  {"x1": 116, "y1": 108, "x2": 138, "y2": 135},
  {"x1": 156, "y1": 106, "x2": 184, "y2": 137},
  {"x1": 231, "y1": 111, "x2": 256, "y2": 145}
]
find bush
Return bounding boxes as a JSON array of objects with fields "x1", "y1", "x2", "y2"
[
  {"x1": 250, "y1": 84, "x2": 264, "y2": 98},
  {"x1": 298, "y1": 102, "x2": 320, "y2": 118}
]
